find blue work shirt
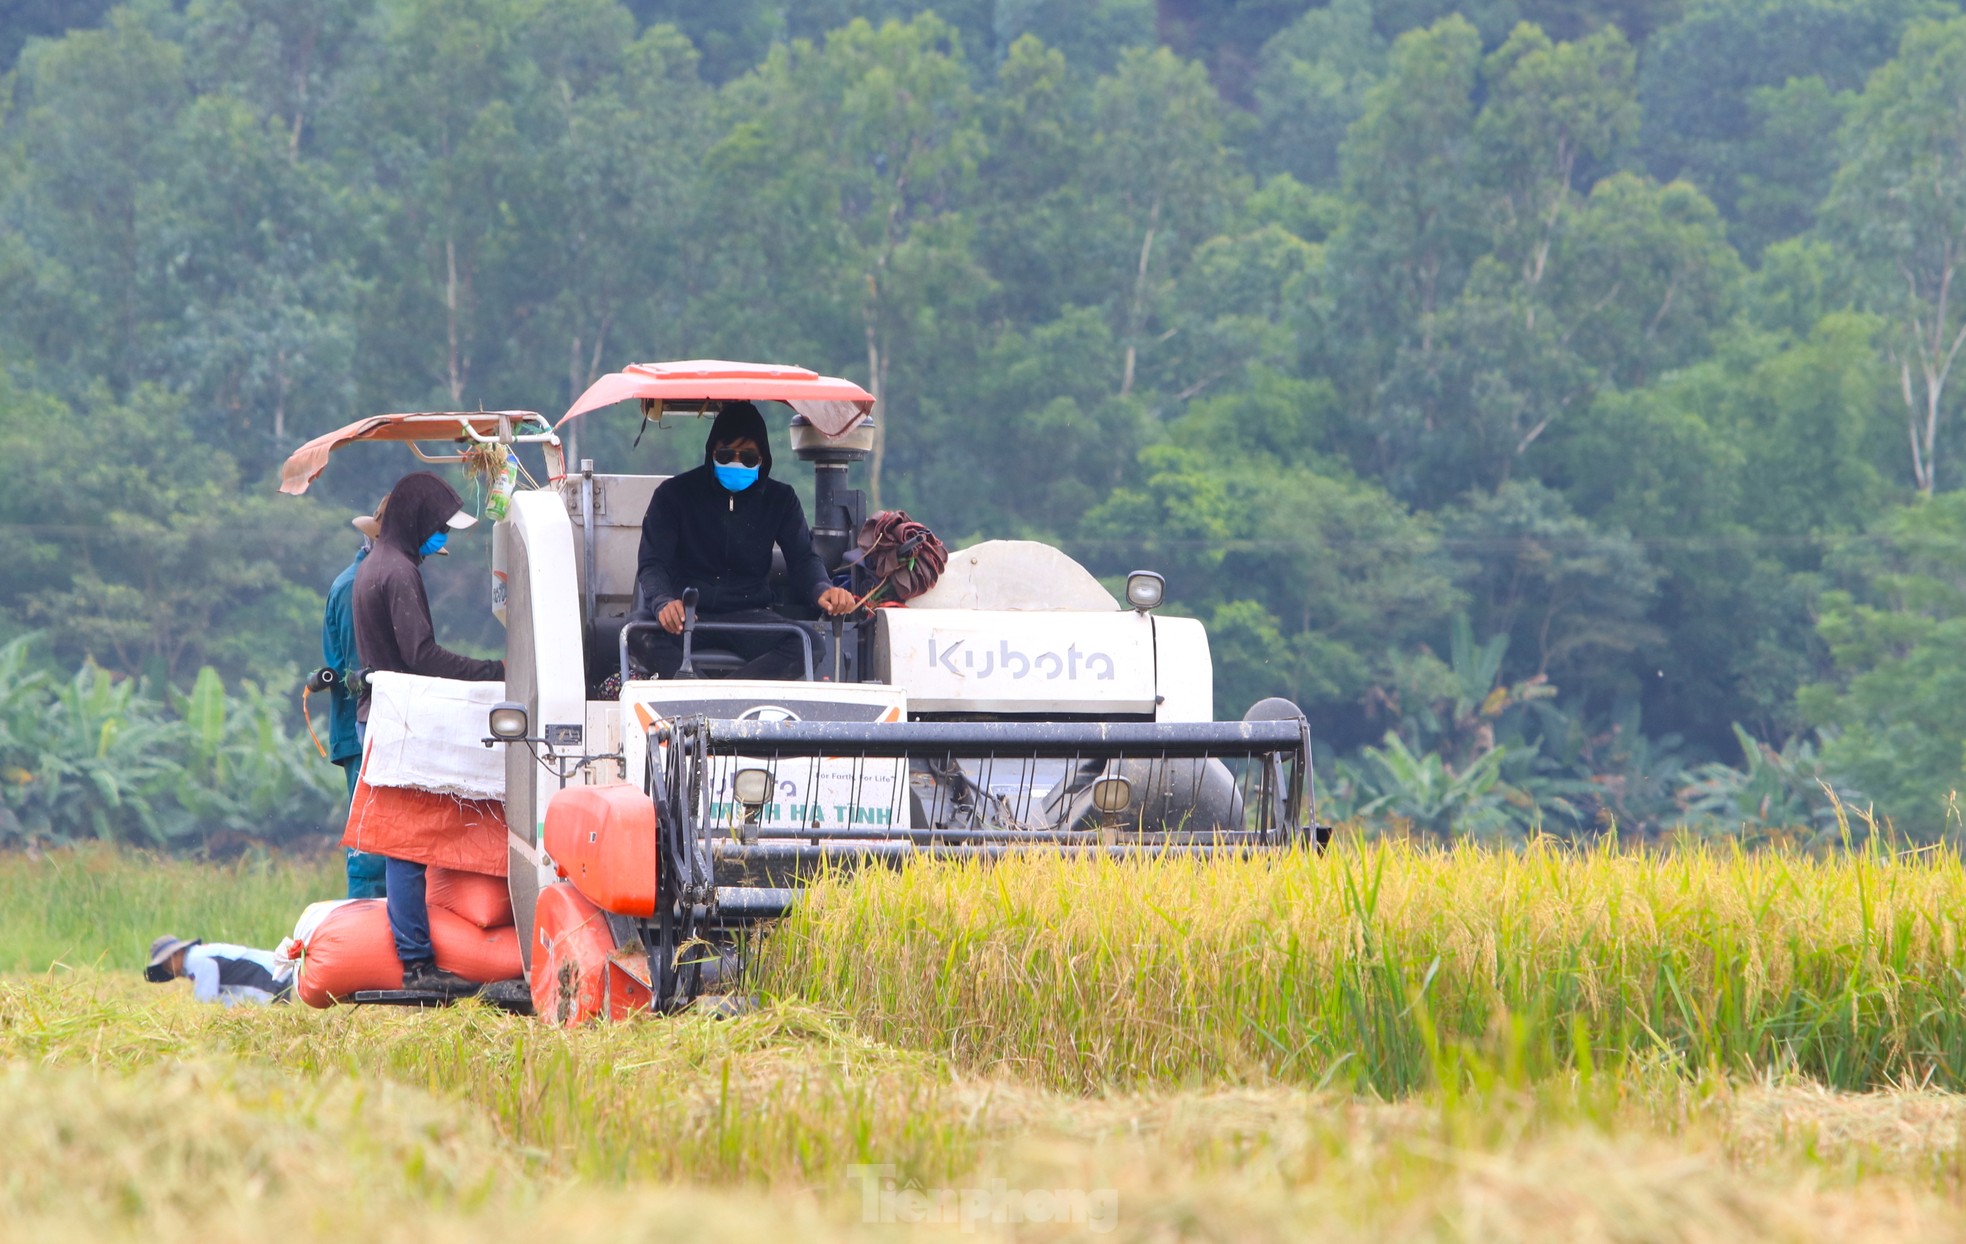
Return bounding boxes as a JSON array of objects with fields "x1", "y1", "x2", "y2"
[{"x1": 322, "y1": 545, "x2": 369, "y2": 765}]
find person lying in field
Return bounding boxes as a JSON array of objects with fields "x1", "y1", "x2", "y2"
[{"x1": 144, "y1": 935, "x2": 293, "y2": 1006}]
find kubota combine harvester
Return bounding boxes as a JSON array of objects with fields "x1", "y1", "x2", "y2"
[{"x1": 282, "y1": 361, "x2": 1322, "y2": 1023}]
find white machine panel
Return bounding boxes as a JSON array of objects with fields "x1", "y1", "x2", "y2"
[
  {"x1": 1150, "y1": 615, "x2": 1214, "y2": 722},
  {"x1": 617, "y1": 681, "x2": 910, "y2": 833},
  {"x1": 502, "y1": 489, "x2": 587, "y2": 842},
  {"x1": 875, "y1": 608, "x2": 1158, "y2": 713}
]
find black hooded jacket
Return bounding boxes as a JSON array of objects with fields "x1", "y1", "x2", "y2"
[
  {"x1": 635, "y1": 403, "x2": 829, "y2": 616},
  {"x1": 353, "y1": 471, "x2": 503, "y2": 720}
]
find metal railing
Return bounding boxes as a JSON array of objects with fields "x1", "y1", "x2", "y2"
[{"x1": 616, "y1": 586, "x2": 818, "y2": 684}]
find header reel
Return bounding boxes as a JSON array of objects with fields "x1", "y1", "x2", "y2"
[{"x1": 627, "y1": 710, "x2": 1323, "y2": 1008}]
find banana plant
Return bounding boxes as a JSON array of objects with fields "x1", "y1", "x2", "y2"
[
  {"x1": 175, "y1": 666, "x2": 229, "y2": 782},
  {"x1": 4, "y1": 656, "x2": 184, "y2": 844},
  {"x1": 1677, "y1": 724, "x2": 1850, "y2": 837},
  {"x1": 0, "y1": 636, "x2": 339, "y2": 846},
  {"x1": 1527, "y1": 699, "x2": 1690, "y2": 836},
  {"x1": 1394, "y1": 615, "x2": 1557, "y2": 767},
  {"x1": 1349, "y1": 732, "x2": 1524, "y2": 839},
  {"x1": 0, "y1": 635, "x2": 53, "y2": 841},
  {"x1": 166, "y1": 667, "x2": 341, "y2": 838}
]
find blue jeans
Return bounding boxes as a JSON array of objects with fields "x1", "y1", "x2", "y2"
[{"x1": 385, "y1": 857, "x2": 431, "y2": 964}]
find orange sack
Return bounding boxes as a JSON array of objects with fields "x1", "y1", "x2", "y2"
[
  {"x1": 342, "y1": 777, "x2": 507, "y2": 877},
  {"x1": 426, "y1": 865, "x2": 513, "y2": 928},
  {"x1": 429, "y1": 904, "x2": 523, "y2": 983},
  {"x1": 297, "y1": 899, "x2": 402, "y2": 1008}
]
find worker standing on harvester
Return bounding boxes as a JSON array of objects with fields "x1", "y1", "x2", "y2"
[
  {"x1": 352, "y1": 471, "x2": 503, "y2": 995},
  {"x1": 632, "y1": 401, "x2": 857, "y2": 678},
  {"x1": 324, "y1": 503, "x2": 386, "y2": 900}
]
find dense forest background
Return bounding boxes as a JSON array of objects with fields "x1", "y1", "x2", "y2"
[{"x1": 5, "y1": 0, "x2": 1966, "y2": 843}]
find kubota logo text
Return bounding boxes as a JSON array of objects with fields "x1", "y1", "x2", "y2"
[{"x1": 928, "y1": 637, "x2": 1120, "y2": 681}]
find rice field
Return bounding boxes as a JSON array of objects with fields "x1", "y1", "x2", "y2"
[
  {"x1": 764, "y1": 838, "x2": 1966, "y2": 1093},
  {"x1": 7, "y1": 840, "x2": 1966, "y2": 1241}
]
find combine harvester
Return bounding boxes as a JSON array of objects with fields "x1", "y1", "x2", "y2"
[{"x1": 282, "y1": 362, "x2": 1323, "y2": 1023}]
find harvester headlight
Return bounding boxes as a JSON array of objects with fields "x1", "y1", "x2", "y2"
[
  {"x1": 732, "y1": 766, "x2": 774, "y2": 808},
  {"x1": 488, "y1": 702, "x2": 529, "y2": 741},
  {"x1": 1125, "y1": 571, "x2": 1166, "y2": 612},
  {"x1": 1090, "y1": 775, "x2": 1134, "y2": 815}
]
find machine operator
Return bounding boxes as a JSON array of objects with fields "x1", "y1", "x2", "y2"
[{"x1": 632, "y1": 402, "x2": 856, "y2": 679}]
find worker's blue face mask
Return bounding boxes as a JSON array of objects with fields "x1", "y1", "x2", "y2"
[
  {"x1": 418, "y1": 531, "x2": 449, "y2": 557},
  {"x1": 714, "y1": 462, "x2": 760, "y2": 492}
]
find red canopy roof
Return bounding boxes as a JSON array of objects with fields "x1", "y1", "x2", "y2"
[
  {"x1": 559, "y1": 360, "x2": 875, "y2": 436},
  {"x1": 278, "y1": 411, "x2": 540, "y2": 495}
]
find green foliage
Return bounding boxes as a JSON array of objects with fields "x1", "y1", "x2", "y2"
[
  {"x1": 1331, "y1": 15, "x2": 1485, "y2": 370},
  {"x1": 0, "y1": 636, "x2": 340, "y2": 847},
  {"x1": 0, "y1": 379, "x2": 344, "y2": 683},
  {"x1": 623, "y1": 0, "x2": 782, "y2": 82},
  {"x1": 1346, "y1": 730, "x2": 1525, "y2": 837},
  {"x1": 702, "y1": 13, "x2": 984, "y2": 506},
  {"x1": 1823, "y1": 14, "x2": 1966, "y2": 495},
  {"x1": 1542, "y1": 307, "x2": 1896, "y2": 753},
  {"x1": 1085, "y1": 444, "x2": 1462, "y2": 723},
  {"x1": 0, "y1": 644, "x2": 179, "y2": 845},
  {"x1": 2, "y1": 3, "x2": 360, "y2": 473},
  {"x1": 1800, "y1": 494, "x2": 1966, "y2": 836},
  {"x1": 947, "y1": 307, "x2": 1146, "y2": 533},
  {"x1": 1445, "y1": 481, "x2": 1661, "y2": 693},
  {"x1": 1541, "y1": 700, "x2": 1691, "y2": 835},
  {"x1": 0, "y1": 0, "x2": 117, "y2": 71},
  {"x1": 4, "y1": 0, "x2": 1966, "y2": 842},
  {"x1": 990, "y1": 0, "x2": 1155, "y2": 74},
  {"x1": 1387, "y1": 613, "x2": 1557, "y2": 755},
  {"x1": 1339, "y1": 17, "x2": 1739, "y2": 506},
  {"x1": 1253, "y1": 0, "x2": 1387, "y2": 185},
  {"x1": 1637, "y1": 0, "x2": 1941, "y2": 230},
  {"x1": 1678, "y1": 723, "x2": 1850, "y2": 836},
  {"x1": 1735, "y1": 76, "x2": 1854, "y2": 259},
  {"x1": 165, "y1": 669, "x2": 343, "y2": 839},
  {"x1": 1333, "y1": 614, "x2": 1618, "y2": 837}
]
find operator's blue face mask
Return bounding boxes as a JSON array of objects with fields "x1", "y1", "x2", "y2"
[
  {"x1": 418, "y1": 531, "x2": 449, "y2": 557},
  {"x1": 714, "y1": 463, "x2": 760, "y2": 492}
]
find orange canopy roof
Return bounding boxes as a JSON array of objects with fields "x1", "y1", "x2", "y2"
[
  {"x1": 559, "y1": 360, "x2": 875, "y2": 436},
  {"x1": 278, "y1": 411, "x2": 541, "y2": 495}
]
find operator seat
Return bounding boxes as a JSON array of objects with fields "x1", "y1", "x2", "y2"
[
  {"x1": 625, "y1": 585, "x2": 748, "y2": 678},
  {"x1": 580, "y1": 493, "x2": 792, "y2": 683}
]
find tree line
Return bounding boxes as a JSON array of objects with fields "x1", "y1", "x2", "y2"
[{"x1": 3, "y1": 0, "x2": 1966, "y2": 841}]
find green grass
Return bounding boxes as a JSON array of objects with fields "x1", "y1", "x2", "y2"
[
  {"x1": 0, "y1": 846, "x2": 337, "y2": 972},
  {"x1": 8, "y1": 843, "x2": 1966, "y2": 1241},
  {"x1": 6, "y1": 970, "x2": 1966, "y2": 1241},
  {"x1": 0, "y1": 972, "x2": 975, "y2": 1186}
]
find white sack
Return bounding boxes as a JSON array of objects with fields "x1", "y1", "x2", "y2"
[
  {"x1": 276, "y1": 898, "x2": 356, "y2": 964},
  {"x1": 361, "y1": 672, "x2": 508, "y2": 800}
]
